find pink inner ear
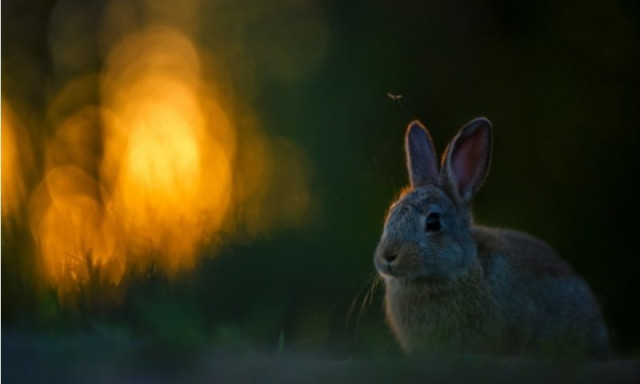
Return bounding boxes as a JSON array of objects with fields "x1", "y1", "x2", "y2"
[{"x1": 451, "y1": 130, "x2": 488, "y2": 197}]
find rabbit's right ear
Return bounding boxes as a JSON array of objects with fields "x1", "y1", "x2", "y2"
[
  {"x1": 441, "y1": 117, "x2": 492, "y2": 204},
  {"x1": 405, "y1": 120, "x2": 439, "y2": 188}
]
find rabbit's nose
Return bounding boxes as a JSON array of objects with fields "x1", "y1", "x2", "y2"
[{"x1": 384, "y1": 252, "x2": 398, "y2": 263}]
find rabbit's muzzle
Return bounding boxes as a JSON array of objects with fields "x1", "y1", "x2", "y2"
[{"x1": 374, "y1": 240, "x2": 424, "y2": 279}]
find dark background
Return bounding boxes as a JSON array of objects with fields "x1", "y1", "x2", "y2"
[{"x1": 2, "y1": 0, "x2": 639, "y2": 364}]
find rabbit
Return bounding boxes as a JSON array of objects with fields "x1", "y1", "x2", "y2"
[{"x1": 373, "y1": 117, "x2": 611, "y2": 357}]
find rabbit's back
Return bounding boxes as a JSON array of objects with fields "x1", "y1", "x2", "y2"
[{"x1": 473, "y1": 226, "x2": 611, "y2": 356}]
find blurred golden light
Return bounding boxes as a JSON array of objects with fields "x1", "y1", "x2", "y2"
[
  {"x1": 2, "y1": 101, "x2": 34, "y2": 227},
  {"x1": 20, "y1": 0, "x2": 319, "y2": 297},
  {"x1": 29, "y1": 166, "x2": 124, "y2": 292},
  {"x1": 46, "y1": 106, "x2": 104, "y2": 175},
  {"x1": 101, "y1": 27, "x2": 233, "y2": 274}
]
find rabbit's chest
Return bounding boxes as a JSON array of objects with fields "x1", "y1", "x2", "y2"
[{"x1": 385, "y1": 282, "x2": 501, "y2": 352}]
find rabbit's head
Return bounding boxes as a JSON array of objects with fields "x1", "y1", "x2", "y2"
[{"x1": 374, "y1": 118, "x2": 492, "y2": 283}]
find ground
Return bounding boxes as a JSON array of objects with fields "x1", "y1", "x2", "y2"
[{"x1": 3, "y1": 332, "x2": 639, "y2": 384}]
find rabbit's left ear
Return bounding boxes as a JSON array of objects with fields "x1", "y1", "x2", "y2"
[
  {"x1": 405, "y1": 120, "x2": 439, "y2": 188},
  {"x1": 441, "y1": 117, "x2": 492, "y2": 204}
]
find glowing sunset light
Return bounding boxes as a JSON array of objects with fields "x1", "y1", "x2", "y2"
[
  {"x1": 17, "y1": 5, "x2": 317, "y2": 297},
  {"x1": 29, "y1": 166, "x2": 125, "y2": 292},
  {"x1": 2, "y1": 101, "x2": 34, "y2": 227},
  {"x1": 101, "y1": 27, "x2": 234, "y2": 274}
]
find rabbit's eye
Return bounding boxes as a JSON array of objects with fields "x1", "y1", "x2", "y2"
[{"x1": 425, "y1": 212, "x2": 441, "y2": 232}]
